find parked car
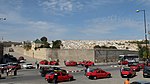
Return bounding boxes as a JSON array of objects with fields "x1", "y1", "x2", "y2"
[
  {"x1": 137, "y1": 63, "x2": 145, "y2": 69},
  {"x1": 65, "y1": 60, "x2": 77, "y2": 66},
  {"x1": 18, "y1": 56, "x2": 26, "y2": 63},
  {"x1": 7, "y1": 62, "x2": 21, "y2": 70},
  {"x1": 78, "y1": 60, "x2": 94, "y2": 66},
  {"x1": 39, "y1": 60, "x2": 48, "y2": 65},
  {"x1": 118, "y1": 61, "x2": 128, "y2": 65},
  {"x1": 45, "y1": 70, "x2": 73, "y2": 83},
  {"x1": 143, "y1": 66, "x2": 150, "y2": 78},
  {"x1": 9, "y1": 48, "x2": 14, "y2": 52},
  {"x1": 48, "y1": 61, "x2": 59, "y2": 65},
  {"x1": 86, "y1": 68, "x2": 111, "y2": 79},
  {"x1": 22, "y1": 63, "x2": 35, "y2": 69},
  {"x1": 120, "y1": 67, "x2": 136, "y2": 78},
  {"x1": 39, "y1": 67, "x2": 61, "y2": 77},
  {"x1": 128, "y1": 62, "x2": 140, "y2": 71}
]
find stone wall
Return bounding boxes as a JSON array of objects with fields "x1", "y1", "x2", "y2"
[
  {"x1": 13, "y1": 46, "x2": 138, "y2": 66},
  {"x1": 12, "y1": 46, "x2": 24, "y2": 54},
  {"x1": 57, "y1": 49, "x2": 94, "y2": 66}
]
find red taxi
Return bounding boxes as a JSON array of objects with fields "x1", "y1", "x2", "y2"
[
  {"x1": 137, "y1": 63, "x2": 145, "y2": 69},
  {"x1": 118, "y1": 61, "x2": 128, "y2": 65},
  {"x1": 128, "y1": 62, "x2": 140, "y2": 71},
  {"x1": 78, "y1": 60, "x2": 94, "y2": 66},
  {"x1": 120, "y1": 67, "x2": 136, "y2": 78},
  {"x1": 7, "y1": 62, "x2": 21, "y2": 70},
  {"x1": 45, "y1": 70, "x2": 74, "y2": 83},
  {"x1": 65, "y1": 60, "x2": 77, "y2": 66},
  {"x1": 48, "y1": 61, "x2": 59, "y2": 65},
  {"x1": 86, "y1": 68, "x2": 111, "y2": 79},
  {"x1": 39, "y1": 60, "x2": 48, "y2": 65}
]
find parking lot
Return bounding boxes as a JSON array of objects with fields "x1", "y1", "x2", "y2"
[{"x1": 0, "y1": 49, "x2": 150, "y2": 84}]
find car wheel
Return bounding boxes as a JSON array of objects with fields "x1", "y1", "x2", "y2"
[
  {"x1": 41, "y1": 74, "x2": 45, "y2": 77},
  {"x1": 121, "y1": 74, "x2": 124, "y2": 78},
  {"x1": 69, "y1": 77, "x2": 73, "y2": 81},
  {"x1": 107, "y1": 74, "x2": 111, "y2": 78},
  {"x1": 93, "y1": 76, "x2": 97, "y2": 80},
  {"x1": 143, "y1": 75, "x2": 147, "y2": 78},
  {"x1": 47, "y1": 79, "x2": 51, "y2": 83}
]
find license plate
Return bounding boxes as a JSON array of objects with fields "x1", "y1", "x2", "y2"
[
  {"x1": 144, "y1": 73, "x2": 147, "y2": 75},
  {"x1": 124, "y1": 75, "x2": 127, "y2": 76}
]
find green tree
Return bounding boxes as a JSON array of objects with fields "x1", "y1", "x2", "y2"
[
  {"x1": 94, "y1": 45, "x2": 101, "y2": 49},
  {"x1": 39, "y1": 36, "x2": 50, "y2": 48},
  {"x1": 52, "y1": 40, "x2": 62, "y2": 49},
  {"x1": 40, "y1": 36, "x2": 47, "y2": 42},
  {"x1": 109, "y1": 46, "x2": 117, "y2": 49}
]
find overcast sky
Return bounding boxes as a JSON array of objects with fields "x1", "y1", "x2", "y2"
[{"x1": 0, "y1": 0, "x2": 150, "y2": 41}]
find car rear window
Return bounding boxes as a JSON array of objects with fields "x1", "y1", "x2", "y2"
[{"x1": 123, "y1": 68, "x2": 130, "y2": 71}]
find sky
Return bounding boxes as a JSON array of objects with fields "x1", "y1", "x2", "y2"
[{"x1": 0, "y1": 0, "x2": 150, "y2": 41}]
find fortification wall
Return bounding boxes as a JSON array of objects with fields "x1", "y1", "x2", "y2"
[{"x1": 13, "y1": 46, "x2": 138, "y2": 66}]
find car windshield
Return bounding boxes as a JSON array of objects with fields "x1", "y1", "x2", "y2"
[
  {"x1": 145, "y1": 66, "x2": 150, "y2": 70},
  {"x1": 123, "y1": 68, "x2": 130, "y2": 71}
]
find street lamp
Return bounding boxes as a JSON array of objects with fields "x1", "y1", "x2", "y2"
[
  {"x1": 136, "y1": 9, "x2": 149, "y2": 66},
  {"x1": 0, "y1": 17, "x2": 6, "y2": 21}
]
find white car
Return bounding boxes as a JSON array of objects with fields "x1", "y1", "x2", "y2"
[{"x1": 22, "y1": 63, "x2": 35, "y2": 69}]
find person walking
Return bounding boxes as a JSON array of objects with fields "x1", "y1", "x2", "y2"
[
  {"x1": 124, "y1": 78, "x2": 130, "y2": 84},
  {"x1": 54, "y1": 73, "x2": 58, "y2": 84},
  {"x1": 1, "y1": 68, "x2": 4, "y2": 74},
  {"x1": 85, "y1": 65, "x2": 89, "y2": 75},
  {"x1": 6, "y1": 68, "x2": 9, "y2": 76},
  {"x1": 14, "y1": 68, "x2": 17, "y2": 76}
]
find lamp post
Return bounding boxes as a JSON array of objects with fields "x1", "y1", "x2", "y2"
[
  {"x1": 0, "y1": 17, "x2": 6, "y2": 21},
  {"x1": 0, "y1": 18, "x2": 6, "y2": 64},
  {"x1": 136, "y1": 9, "x2": 149, "y2": 66}
]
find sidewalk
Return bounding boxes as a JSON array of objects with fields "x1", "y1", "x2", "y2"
[{"x1": 94, "y1": 62, "x2": 118, "y2": 65}]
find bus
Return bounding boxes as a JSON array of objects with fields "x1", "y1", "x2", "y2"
[{"x1": 118, "y1": 54, "x2": 139, "y2": 65}]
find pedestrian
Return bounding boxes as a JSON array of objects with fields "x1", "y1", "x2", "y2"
[
  {"x1": 87, "y1": 67, "x2": 90, "y2": 73},
  {"x1": 9, "y1": 68, "x2": 12, "y2": 76},
  {"x1": 37, "y1": 63, "x2": 39, "y2": 69},
  {"x1": 124, "y1": 78, "x2": 130, "y2": 84},
  {"x1": 54, "y1": 73, "x2": 58, "y2": 84},
  {"x1": 14, "y1": 68, "x2": 17, "y2": 76},
  {"x1": 85, "y1": 65, "x2": 89, "y2": 75},
  {"x1": 1, "y1": 68, "x2": 4, "y2": 74},
  {"x1": 6, "y1": 68, "x2": 9, "y2": 76}
]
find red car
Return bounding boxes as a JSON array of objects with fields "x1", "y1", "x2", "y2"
[
  {"x1": 128, "y1": 62, "x2": 140, "y2": 71},
  {"x1": 118, "y1": 61, "x2": 128, "y2": 65},
  {"x1": 120, "y1": 67, "x2": 136, "y2": 78},
  {"x1": 7, "y1": 62, "x2": 21, "y2": 70},
  {"x1": 137, "y1": 63, "x2": 145, "y2": 69},
  {"x1": 45, "y1": 70, "x2": 74, "y2": 83},
  {"x1": 65, "y1": 61, "x2": 77, "y2": 66},
  {"x1": 39, "y1": 60, "x2": 48, "y2": 65},
  {"x1": 48, "y1": 61, "x2": 59, "y2": 65},
  {"x1": 86, "y1": 68, "x2": 111, "y2": 79},
  {"x1": 78, "y1": 61, "x2": 94, "y2": 66}
]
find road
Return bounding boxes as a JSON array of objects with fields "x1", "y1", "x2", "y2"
[{"x1": 0, "y1": 48, "x2": 150, "y2": 84}]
